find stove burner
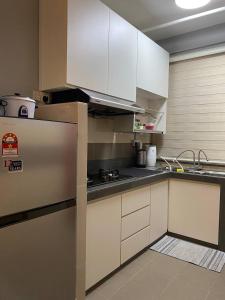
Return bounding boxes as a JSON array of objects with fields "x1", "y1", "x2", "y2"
[
  {"x1": 99, "y1": 168, "x2": 120, "y2": 182},
  {"x1": 88, "y1": 169, "x2": 133, "y2": 187}
]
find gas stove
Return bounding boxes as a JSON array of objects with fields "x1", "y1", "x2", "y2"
[{"x1": 87, "y1": 169, "x2": 133, "y2": 188}]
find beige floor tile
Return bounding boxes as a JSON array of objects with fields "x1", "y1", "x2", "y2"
[
  {"x1": 95, "y1": 250, "x2": 156, "y2": 299},
  {"x1": 109, "y1": 261, "x2": 176, "y2": 300},
  {"x1": 87, "y1": 251, "x2": 225, "y2": 300},
  {"x1": 219, "y1": 265, "x2": 225, "y2": 277},
  {"x1": 208, "y1": 277, "x2": 225, "y2": 294},
  {"x1": 149, "y1": 252, "x2": 188, "y2": 277},
  {"x1": 94, "y1": 269, "x2": 132, "y2": 299},
  {"x1": 206, "y1": 291, "x2": 225, "y2": 300},
  {"x1": 178, "y1": 263, "x2": 220, "y2": 290},
  {"x1": 158, "y1": 278, "x2": 208, "y2": 300},
  {"x1": 86, "y1": 289, "x2": 107, "y2": 300}
]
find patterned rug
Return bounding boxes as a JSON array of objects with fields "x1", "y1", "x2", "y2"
[{"x1": 150, "y1": 235, "x2": 225, "y2": 272}]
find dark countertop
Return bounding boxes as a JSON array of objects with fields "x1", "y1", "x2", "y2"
[{"x1": 87, "y1": 168, "x2": 225, "y2": 202}]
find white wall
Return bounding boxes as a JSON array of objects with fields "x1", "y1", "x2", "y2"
[{"x1": 0, "y1": 0, "x2": 38, "y2": 97}]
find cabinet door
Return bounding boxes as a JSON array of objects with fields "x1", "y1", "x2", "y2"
[
  {"x1": 67, "y1": 0, "x2": 109, "y2": 93},
  {"x1": 149, "y1": 180, "x2": 168, "y2": 244},
  {"x1": 122, "y1": 186, "x2": 150, "y2": 216},
  {"x1": 122, "y1": 206, "x2": 150, "y2": 240},
  {"x1": 137, "y1": 32, "x2": 169, "y2": 98},
  {"x1": 121, "y1": 226, "x2": 151, "y2": 264},
  {"x1": 86, "y1": 196, "x2": 121, "y2": 289},
  {"x1": 108, "y1": 10, "x2": 138, "y2": 102},
  {"x1": 168, "y1": 179, "x2": 220, "y2": 245}
]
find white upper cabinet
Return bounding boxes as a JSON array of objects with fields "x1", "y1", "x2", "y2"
[
  {"x1": 137, "y1": 32, "x2": 169, "y2": 98},
  {"x1": 108, "y1": 11, "x2": 138, "y2": 102},
  {"x1": 39, "y1": 0, "x2": 109, "y2": 93},
  {"x1": 39, "y1": 0, "x2": 169, "y2": 102},
  {"x1": 67, "y1": 0, "x2": 109, "y2": 93}
]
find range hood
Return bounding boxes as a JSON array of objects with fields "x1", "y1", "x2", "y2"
[{"x1": 51, "y1": 88, "x2": 145, "y2": 116}]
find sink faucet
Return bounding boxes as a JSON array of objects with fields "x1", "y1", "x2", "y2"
[
  {"x1": 173, "y1": 158, "x2": 184, "y2": 172},
  {"x1": 197, "y1": 149, "x2": 209, "y2": 169},
  {"x1": 176, "y1": 150, "x2": 196, "y2": 169},
  {"x1": 160, "y1": 156, "x2": 172, "y2": 171}
]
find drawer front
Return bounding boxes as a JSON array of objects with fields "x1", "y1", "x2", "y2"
[
  {"x1": 121, "y1": 206, "x2": 150, "y2": 240},
  {"x1": 121, "y1": 226, "x2": 150, "y2": 263},
  {"x1": 122, "y1": 186, "x2": 150, "y2": 216}
]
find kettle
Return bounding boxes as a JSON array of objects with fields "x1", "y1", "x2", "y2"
[{"x1": 147, "y1": 145, "x2": 157, "y2": 167}]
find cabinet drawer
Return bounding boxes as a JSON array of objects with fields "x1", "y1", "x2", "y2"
[
  {"x1": 122, "y1": 186, "x2": 150, "y2": 216},
  {"x1": 121, "y1": 226, "x2": 150, "y2": 263},
  {"x1": 122, "y1": 206, "x2": 150, "y2": 240}
]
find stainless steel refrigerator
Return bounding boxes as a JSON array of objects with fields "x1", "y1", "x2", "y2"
[{"x1": 0, "y1": 117, "x2": 77, "y2": 300}]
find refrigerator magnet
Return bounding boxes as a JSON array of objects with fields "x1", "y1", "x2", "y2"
[{"x1": 2, "y1": 133, "x2": 18, "y2": 156}]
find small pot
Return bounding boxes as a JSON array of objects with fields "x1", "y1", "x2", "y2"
[{"x1": 0, "y1": 93, "x2": 36, "y2": 118}]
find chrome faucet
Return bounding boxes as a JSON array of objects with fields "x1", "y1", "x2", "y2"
[
  {"x1": 160, "y1": 156, "x2": 172, "y2": 171},
  {"x1": 176, "y1": 150, "x2": 196, "y2": 169},
  {"x1": 197, "y1": 149, "x2": 208, "y2": 169},
  {"x1": 173, "y1": 158, "x2": 184, "y2": 172}
]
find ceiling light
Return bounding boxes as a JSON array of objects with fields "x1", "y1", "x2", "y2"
[{"x1": 175, "y1": 0, "x2": 211, "y2": 9}]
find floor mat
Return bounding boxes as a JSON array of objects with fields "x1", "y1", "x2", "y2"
[{"x1": 150, "y1": 235, "x2": 225, "y2": 272}]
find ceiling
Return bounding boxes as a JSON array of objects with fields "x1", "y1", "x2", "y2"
[{"x1": 101, "y1": 0, "x2": 225, "y2": 41}]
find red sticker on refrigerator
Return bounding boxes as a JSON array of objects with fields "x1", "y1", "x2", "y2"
[{"x1": 2, "y1": 133, "x2": 18, "y2": 156}]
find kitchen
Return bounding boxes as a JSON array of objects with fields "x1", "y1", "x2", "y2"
[{"x1": 1, "y1": 0, "x2": 225, "y2": 300}]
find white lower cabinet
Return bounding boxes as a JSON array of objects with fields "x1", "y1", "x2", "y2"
[
  {"x1": 121, "y1": 226, "x2": 151, "y2": 264},
  {"x1": 149, "y1": 180, "x2": 168, "y2": 244},
  {"x1": 86, "y1": 178, "x2": 220, "y2": 289},
  {"x1": 122, "y1": 186, "x2": 150, "y2": 216},
  {"x1": 86, "y1": 195, "x2": 121, "y2": 290},
  {"x1": 168, "y1": 179, "x2": 220, "y2": 245},
  {"x1": 122, "y1": 206, "x2": 150, "y2": 241}
]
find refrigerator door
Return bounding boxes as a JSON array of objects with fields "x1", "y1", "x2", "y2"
[
  {"x1": 0, "y1": 117, "x2": 77, "y2": 217},
  {"x1": 0, "y1": 207, "x2": 76, "y2": 300}
]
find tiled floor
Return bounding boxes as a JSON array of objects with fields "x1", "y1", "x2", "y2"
[{"x1": 86, "y1": 250, "x2": 225, "y2": 300}]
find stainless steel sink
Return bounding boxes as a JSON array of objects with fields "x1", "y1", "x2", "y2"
[
  {"x1": 184, "y1": 169, "x2": 225, "y2": 177},
  {"x1": 202, "y1": 170, "x2": 225, "y2": 176}
]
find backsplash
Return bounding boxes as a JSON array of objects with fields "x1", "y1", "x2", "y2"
[
  {"x1": 88, "y1": 143, "x2": 136, "y2": 174},
  {"x1": 88, "y1": 115, "x2": 150, "y2": 173}
]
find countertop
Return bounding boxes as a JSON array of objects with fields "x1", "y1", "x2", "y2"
[{"x1": 87, "y1": 168, "x2": 225, "y2": 202}]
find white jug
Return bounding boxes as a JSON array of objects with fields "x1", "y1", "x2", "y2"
[{"x1": 147, "y1": 145, "x2": 157, "y2": 167}]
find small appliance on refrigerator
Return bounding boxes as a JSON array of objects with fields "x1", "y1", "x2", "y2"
[{"x1": 0, "y1": 117, "x2": 77, "y2": 300}]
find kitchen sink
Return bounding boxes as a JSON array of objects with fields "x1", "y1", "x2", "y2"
[{"x1": 184, "y1": 169, "x2": 225, "y2": 177}]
